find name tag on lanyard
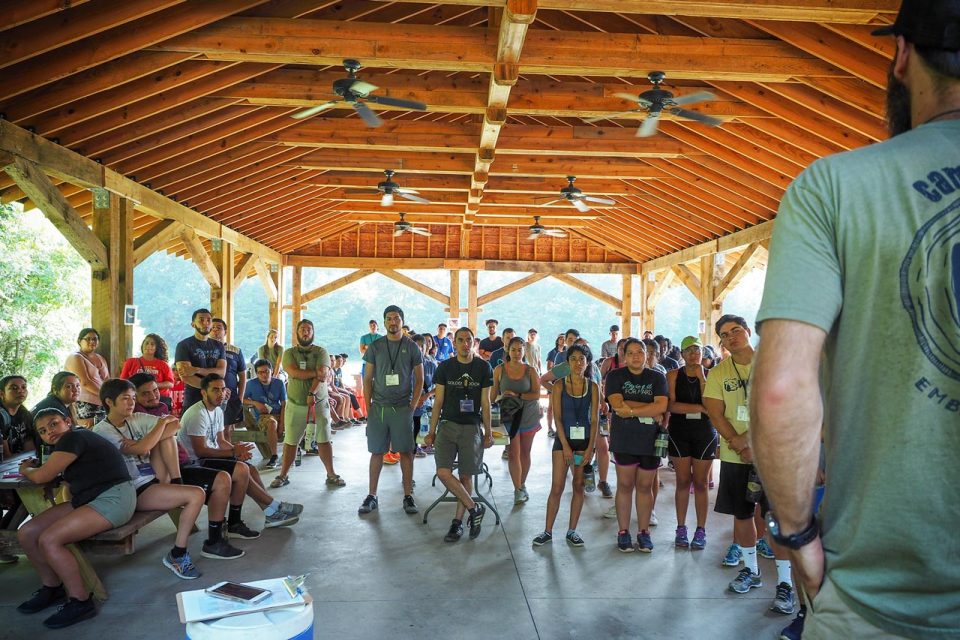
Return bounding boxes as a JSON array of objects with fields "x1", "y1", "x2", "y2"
[{"x1": 569, "y1": 425, "x2": 586, "y2": 440}]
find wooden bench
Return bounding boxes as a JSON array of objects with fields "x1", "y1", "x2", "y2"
[
  {"x1": 80, "y1": 509, "x2": 167, "y2": 555},
  {"x1": 229, "y1": 407, "x2": 275, "y2": 461}
]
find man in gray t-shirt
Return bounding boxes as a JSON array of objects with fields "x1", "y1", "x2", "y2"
[{"x1": 359, "y1": 305, "x2": 424, "y2": 517}]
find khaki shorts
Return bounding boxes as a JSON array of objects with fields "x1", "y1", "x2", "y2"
[
  {"x1": 284, "y1": 399, "x2": 331, "y2": 446},
  {"x1": 85, "y1": 481, "x2": 137, "y2": 528},
  {"x1": 434, "y1": 420, "x2": 484, "y2": 475},
  {"x1": 804, "y1": 575, "x2": 912, "y2": 640},
  {"x1": 244, "y1": 411, "x2": 278, "y2": 431}
]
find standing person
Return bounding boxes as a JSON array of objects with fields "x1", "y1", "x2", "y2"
[
  {"x1": 533, "y1": 344, "x2": 599, "y2": 547},
  {"x1": 752, "y1": 4, "x2": 960, "y2": 637},
  {"x1": 601, "y1": 325, "x2": 620, "y2": 360},
  {"x1": 492, "y1": 337, "x2": 542, "y2": 504},
  {"x1": 210, "y1": 319, "x2": 246, "y2": 434},
  {"x1": 174, "y1": 309, "x2": 226, "y2": 414},
  {"x1": 359, "y1": 305, "x2": 424, "y2": 516},
  {"x1": 524, "y1": 329, "x2": 542, "y2": 376},
  {"x1": 488, "y1": 328, "x2": 516, "y2": 369},
  {"x1": 16, "y1": 408, "x2": 135, "y2": 629},
  {"x1": 434, "y1": 323, "x2": 455, "y2": 362},
  {"x1": 411, "y1": 334, "x2": 437, "y2": 457},
  {"x1": 655, "y1": 336, "x2": 680, "y2": 371},
  {"x1": 359, "y1": 319, "x2": 380, "y2": 357},
  {"x1": 544, "y1": 334, "x2": 565, "y2": 438},
  {"x1": 478, "y1": 319, "x2": 502, "y2": 360},
  {"x1": 119, "y1": 334, "x2": 175, "y2": 404},
  {"x1": 553, "y1": 329, "x2": 581, "y2": 366},
  {"x1": 257, "y1": 329, "x2": 284, "y2": 379},
  {"x1": 277, "y1": 319, "x2": 344, "y2": 489},
  {"x1": 242, "y1": 359, "x2": 284, "y2": 469},
  {"x1": 422, "y1": 327, "x2": 493, "y2": 542},
  {"x1": 605, "y1": 338, "x2": 668, "y2": 553},
  {"x1": 64, "y1": 328, "x2": 110, "y2": 426},
  {"x1": 666, "y1": 337, "x2": 718, "y2": 551},
  {"x1": 1, "y1": 375, "x2": 34, "y2": 454}
]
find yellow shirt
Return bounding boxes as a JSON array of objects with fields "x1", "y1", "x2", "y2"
[{"x1": 703, "y1": 357, "x2": 751, "y2": 464}]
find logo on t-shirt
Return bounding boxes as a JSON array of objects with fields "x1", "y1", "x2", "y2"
[
  {"x1": 622, "y1": 381, "x2": 653, "y2": 396},
  {"x1": 450, "y1": 373, "x2": 481, "y2": 389}
]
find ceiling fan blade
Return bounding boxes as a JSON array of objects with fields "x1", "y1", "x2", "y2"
[
  {"x1": 381, "y1": 192, "x2": 394, "y2": 207},
  {"x1": 291, "y1": 102, "x2": 338, "y2": 119},
  {"x1": 544, "y1": 229, "x2": 567, "y2": 237},
  {"x1": 395, "y1": 187, "x2": 420, "y2": 194},
  {"x1": 638, "y1": 116, "x2": 660, "y2": 137},
  {"x1": 352, "y1": 101, "x2": 383, "y2": 127},
  {"x1": 582, "y1": 195, "x2": 616, "y2": 205},
  {"x1": 527, "y1": 232, "x2": 540, "y2": 240},
  {"x1": 409, "y1": 227, "x2": 432, "y2": 236},
  {"x1": 571, "y1": 198, "x2": 591, "y2": 213},
  {"x1": 365, "y1": 95, "x2": 427, "y2": 111},
  {"x1": 393, "y1": 229, "x2": 405, "y2": 237},
  {"x1": 349, "y1": 80, "x2": 379, "y2": 97},
  {"x1": 399, "y1": 192, "x2": 431, "y2": 204},
  {"x1": 671, "y1": 108, "x2": 723, "y2": 127},
  {"x1": 613, "y1": 92, "x2": 641, "y2": 103},
  {"x1": 672, "y1": 90, "x2": 715, "y2": 106},
  {"x1": 342, "y1": 188, "x2": 381, "y2": 195},
  {"x1": 533, "y1": 197, "x2": 563, "y2": 206}
]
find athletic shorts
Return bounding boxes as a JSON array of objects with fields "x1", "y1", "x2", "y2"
[
  {"x1": 85, "y1": 481, "x2": 137, "y2": 528},
  {"x1": 284, "y1": 399, "x2": 331, "y2": 447},
  {"x1": 434, "y1": 420, "x2": 484, "y2": 475},
  {"x1": 367, "y1": 403, "x2": 414, "y2": 454},
  {"x1": 223, "y1": 395, "x2": 244, "y2": 425},
  {"x1": 668, "y1": 427, "x2": 718, "y2": 460},
  {"x1": 714, "y1": 461, "x2": 769, "y2": 520},
  {"x1": 611, "y1": 452, "x2": 661, "y2": 470},
  {"x1": 181, "y1": 465, "x2": 222, "y2": 505},
  {"x1": 552, "y1": 436, "x2": 590, "y2": 452}
]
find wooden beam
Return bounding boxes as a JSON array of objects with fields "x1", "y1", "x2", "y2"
[
  {"x1": 210, "y1": 241, "x2": 235, "y2": 340},
  {"x1": 699, "y1": 254, "x2": 722, "y2": 345},
  {"x1": 91, "y1": 193, "x2": 134, "y2": 369},
  {"x1": 467, "y1": 270, "x2": 479, "y2": 333},
  {"x1": 376, "y1": 269, "x2": 449, "y2": 305},
  {"x1": 449, "y1": 269, "x2": 461, "y2": 319},
  {"x1": 641, "y1": 220, "x2": 775, "y2": 274},
  {"x1": 3, "y1": 156, "x2": 108, "y2": 269},
  {"x1": 180, "y1": 229, "x2": 221, "y2": 288},
  {"x1": 287, "y1": 255, "x2": 639, "y2": 273},
  {"x1": 477, "y1": 272, "x2": 549, "y2": 307},
  {"x1": 621, "y1": 274, "x2": 633, "y2": 337},
  {"x1": 253, "y1": 257, "x2": 279, "y2": 302},
  {"x1": 551, "y1": 273, "x2": 620, "y2": 308},
  {"x1": 301, "y1": 269, "x2": 375, "y2": 305},
  {"x1": 715, "y1": 243, "x2": 763, "y2": 303},
  {"x1": 672, "y1": 263, "x2": 701, "y2": 297},
  {"x1": 647, "y1": 269, "x2": 676, "y2": 309},
  {"x1": 232, "y1": 252, "x2": 257, "y2": 290},
  {"x1": 269, "y1": 264, "x2": 284, "y2": 344},
  {"x1": 291, "y1": 265, "x2": 303, "y2": 330},
  {"x1": 133, "y1": 219, "x2": 184, "y2": 266}
]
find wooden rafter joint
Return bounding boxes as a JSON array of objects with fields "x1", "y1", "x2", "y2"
[
  {"x1": 506, "y1": 0, "x2": 538, "y2": 23},
  {"x1": 485, "y1": 107, "x2": 508, "y2": 125},
  {"x1": 493, "y1": 62, "x2": 519, "y2": 86}
]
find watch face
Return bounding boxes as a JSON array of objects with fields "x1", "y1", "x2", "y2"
[{"x1": 766, "y1": 513, "x2": 780, "y2": 537}]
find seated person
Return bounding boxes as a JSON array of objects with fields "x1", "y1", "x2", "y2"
[
  {"x1": 1, "y1": 375, "x2": 34, "y2": 456},
  {"x1": 17, "y1": 408, "x2": 136, "y2": 629},
  {"x1": 92, "y1": 379, "x2": 207, "y2": 579},
  {"x1": 179, "y1": 374, "x2": 302, "y2": 530},
  {"x1": 129, "y1": 373, "x2": 245, "y2": 559},
  {"x1": 333, "y1": 354, "x2": 364, "y2": 422},
  {"x1": 242, "y1": 359, "x2": 284, "y2": 469},
  {"x1": 326, "y1": 355, "x2": 352, "y2": 428},
  {"x1": 31, "y1": 372, "x2": 82, "y2": 431}
]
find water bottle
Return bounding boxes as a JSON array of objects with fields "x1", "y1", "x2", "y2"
[
  {"x1": 295, "y1": 445, "x2": 303, "y2": 467},
  {"x1": 654, "y1": 428, "x2": 669, "y2": 458},
  {"x1": 583, "y1": 457, "x2": 596, "y2": 493}
]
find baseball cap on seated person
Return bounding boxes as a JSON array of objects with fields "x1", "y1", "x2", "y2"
[
  {"x1": 872, "y1": 0, "x2": 960, "y2": 49},
  {"x1": 680, "y1": 336, "x2": 703, "y2": 351}
]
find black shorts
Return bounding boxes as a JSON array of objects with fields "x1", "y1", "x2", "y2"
[
  {"x1": 552, "y1": 436, "x2": 590, "y2": 453},
  {"x1": 223, "y1": 397, "x2": 244, "y2": 425},
  {"x1": 714, "y1": 461, "x2": 769, "y2": 520},
  {"x1": 668, "y1": 427, "x2": 718, "y2": 460},
  {"x1": 611, "y1": 452, "x2": 661, "y2": 470},
  {"x1": 181, "y1": 465, "x2": 222, "y2": 505},
  {"x1": 135, "y1": 478, "x2": 159, "y2": 497},
  {"x1": 196, "y1": 458, "x2": 241, "y2": 475}
]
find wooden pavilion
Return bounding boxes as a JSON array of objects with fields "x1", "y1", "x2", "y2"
[{"x1": 0, "y1": 1, "x2": 895, "y2": 364}]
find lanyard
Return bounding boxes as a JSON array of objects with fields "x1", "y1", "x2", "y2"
[
  {"x1": 111, "y1": 419, "x2": 145, "y2": 463},
  {"x1": 730, "y1": 360, "x2": 749, "y2": 401},
  {"x1": 385, "y1": 338, "x2": 402, "y2": 373},
  {"x1": 565, "y1": 376, "x2": 588, "y2": 420}
]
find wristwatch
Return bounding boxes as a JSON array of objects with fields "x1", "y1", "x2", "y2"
[{"x1": 765, "y1": 512, "x2": 820, "y2": 549}]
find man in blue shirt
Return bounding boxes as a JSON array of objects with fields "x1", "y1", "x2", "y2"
[
  {"x1": 242, "y1": 359, "x2": 286, "y2": 468},
  {"x1": 434, "y1": 323, "x2": 455, "y2": 361}
]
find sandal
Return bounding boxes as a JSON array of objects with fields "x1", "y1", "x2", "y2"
[
  {"x1": 270, "y1": 475, "x2": 289, "y2": 489},
  {"x1": 325, "y1": 474, "x2": 346, "y2": 487}
]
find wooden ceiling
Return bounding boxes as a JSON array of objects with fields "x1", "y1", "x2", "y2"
[{"x1": 0, "y1": 0, "x2": 897, "y2": 269}]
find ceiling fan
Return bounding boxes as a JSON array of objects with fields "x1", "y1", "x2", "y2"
[
  {"x1": 535, "y1": 176, "x2": 615, "y2": 212},
  {"x1": 586, "y1": 71, "x2": 722, "y2": 137},
  {"x1": 528, "y1": 216, "x2": 567, "y2": 241},
  {"x1": 344, "y1": 169, "x2": 431, "y2": 206},
  {"x1": 393, "y1": 212, "x2": 432, "y2": 237},
  {"x1": 290, "y1": 59, "x2": 427, "y2": 127}
]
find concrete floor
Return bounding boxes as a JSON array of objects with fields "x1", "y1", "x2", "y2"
[{"x1": 1, "y1": 423, "x2": 792, "y2": 639}]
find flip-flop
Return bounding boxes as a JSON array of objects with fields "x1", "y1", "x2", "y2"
[{"x1": 325, "y1": 475, "x2": 346, "y2": 487}]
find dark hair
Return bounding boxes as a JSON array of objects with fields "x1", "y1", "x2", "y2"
[
  {"x1": 369, "y1": 319, "x2": 378, "y2": 325},
  {"x1": 212, "y1": 317, "x2": 227, "y2": 330},
  {"x1": 566, "y1": 343, "x2": 593, "y2": 365},
  {"x1": 641, "y1": 338, "x2": 660, "y2": 354},
  {"x1": 201, "y1": 373, "x2": 224, "y2": 390},
  {"x1": 77, "y1": 327, "x2": 99, "y2": 344},
  {"x1": 485, "y1": 318, "x2": 498, "y2": 326},
  {"x1": 715, "y1": 314, "x2": 749, "y2": 336},
  {"x1": 454, "y1": 326, "x2": 475, "y2": 342},
  {"x1": 668, "y1": 346, "x2": 682, "y2": 362},
  {"x1": 0, "y1": 375, "x2": 27, "y2": 393},
  {"x1": 129, "y1": 372, "x2": 157, "y2": 390},
  {"x1": 412, "y1": 334, "x2": 425, "y2": 345},
  {"x1": 100, "y1": 378, "x2": 135, "y2": 405},
  {"x1": 253, "y1": 358, "x2": 273, "y2": 371},
  {"x1": 503, "y1": 327, "x2": 515, "y2": 336},
  {"x1": 505, "y1": 336, "x2": 526, "y2": 362},
  {"x1": 917, "y1": 46, "x2": 960, "y2": 82},
  {"x1": 296, "y1": 318, "x2": 314, "y2": 331},
  {"x1": 34, "y1": 407, "x2": 68, "y2": 425},
  {"x1": 191, "y1": 308, "x2": 211, "y2": 322},
  {"x1": 383, "y1": 305, "x2": 404, "y2": 321},
  {"x1": 623, "y1": 337, "x2": 645, "y2": 355},
  {"x1": 141, "y1": 333, "x2": 168, "y2": 361},
  {"x1": 555, "y1": 335, "x2": 565, "y2": 349},
  {"x1": 617, "y1": 338, "x2": 628, "y2": 348},
  {"x1": 564, "y1": 328, "x2": 580, "y2": 339},
  {"x1": 48, "y1": 371, "x2": 78, "y2": 397},
  {"x1": 437, "y1": 323, "x2": 447, "y2": 329}
]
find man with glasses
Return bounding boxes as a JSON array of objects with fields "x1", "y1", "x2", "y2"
[{"x1": 175, "y1": 309, "x2": 227, "y2": 413}]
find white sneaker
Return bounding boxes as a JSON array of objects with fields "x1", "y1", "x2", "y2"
[
  {"x1": 603, "y1": 504, "x2": 618, "y2": 519},
  {"x1": 649, "y1": 511, "x2": 659, "y2": 526}
]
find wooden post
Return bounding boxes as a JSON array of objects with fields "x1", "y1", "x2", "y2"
[
  {"x1": 291, "y1": 265, "x2": 303, "y2": 337},
  {"x1": 91, "y1": 191, "x2": 133, "y2": 371},
  {"x1": 620, "y1": 273, "x2": 633, "y2": 337},
  {"x1": 210, "y1": 241, "x2": 235, "y2": 342},
  {"x1": 699, "y1": 254, "x2": 723, "y2": 345},
  {"x1": 467, "y1": 270, "x2": 478, "y2": 334},
  {"x1": 448, "y1": 269, "x2": 461, "y2": 322},
  {"x1": 268, "y1": 263, "x2": 284, "y2": 345}
]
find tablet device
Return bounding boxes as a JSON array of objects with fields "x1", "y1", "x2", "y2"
[{"x1": 205, "y1": 581, "x2": 271, "y2": 604}]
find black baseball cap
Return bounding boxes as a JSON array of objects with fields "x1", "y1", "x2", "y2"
[{"x1": 872, "y1": 0, "x2": 960, "y2": 49}]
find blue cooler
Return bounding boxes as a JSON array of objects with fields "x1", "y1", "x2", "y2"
[{"x1": 186, "y1": 602, "x2": 313, "y2": 640}]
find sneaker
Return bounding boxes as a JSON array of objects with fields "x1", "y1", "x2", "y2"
[
  {"x1": 501, "y1": 448, "x2": 510, "y2": 460},
  {"x1": 383, "y1": 452, "x2": 400, "y2": 465},
  {"x1": 598, "y1": 481, "x2": 613, "y2": 498},
  {"x1": 617, "y1": 529, "x2": 634, "y2": 553},
  {"x1": 603, "y1": 504, "x2": 618, "y2": 519},
  {"x1": 201, "y1": 538, "x2": 245, "y2": 560},
  {"x1": 264, "y1": 454, "x2": 280, "y2": 469},
  {"x1": 533, "y1": 531, "x2": 553, "y2": 546},
  {"x1": 444, "y1": 519, "x2": 463, "y2": 542},
  {"x1": 414, "y1": 446, "x2": 427, "y2": 458},
  {"x1": 722, "y1": 543, "x2": 743, "y2": 566},
  {"x1": 758, "y1": 538, "x2": 776, "y2": 559},
  {"x1": 264, "y1": 510, "x2": 299, "y2": 528},
  {"x1": 467, "y1": 504, "x2": 486, "y2": 539},
  {"x1": 514, "y1": 488, "x2": 527, "y2": 505},
  {"x1": 402, "y1": 495, "x2": 418, "y2": 514},
  {"x1": 226, "y1": 520, "x2": 261, "y2": 539},
  {"x1": 566, "y1": 531, "x2": 585, "y2": 547},
  {"x1": 163, "y1": 550, "x2": 201, "y2": 580},
  {"x1": 304, "y1": 443, "x2": 319, "y2": 456},
  {"x1": 637, "y1": 530, "x2": 654, "y2": 553},
  {"x1": 547, "y1": 428, "x2": 556, "y2": 437},
  {"x1": 421, "y1": 444, "x2": 435, "y2": 454},
  {"x1": 675, "y1": 525, "x2": 689, "y2": 548},
  {"x1": 649, "y1": 511, "x2": 659, "y2": 527},
  {"x1": 358, "y1": 494, "x2": 379, "y2": 515},
  {"x1": 771, "y1": 582, "x2": 798, "y2": 615},
  {"x1": 42, "y1": 596, "x2": 96, "y2": 629},
  {"x1": 17, "y1": 584, "x2": 66, "y2": 614},
  {"x1": 779, "y1": 606, "x2": 806, "y2": 640},
  {"x1": 270, "y1": 475, "x2": 290, "y2": 489},
  {"x1": 279, "y1": 501, "x2": 303, "y2": 516},
  {"x1": 728, "y1": 567, "x2": 763, "y2": 593},
  {"x1": 691, "y1": 527, "x2": 707, "y2": 550}
]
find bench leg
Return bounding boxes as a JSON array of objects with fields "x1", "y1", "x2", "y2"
[{"x1": 167, "y1": 508, "x2": 200, "y2": 535}]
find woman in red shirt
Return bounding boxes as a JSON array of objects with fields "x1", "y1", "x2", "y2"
[{"x1": 119, "y1": 334, "x2": 175, "y2": 399}]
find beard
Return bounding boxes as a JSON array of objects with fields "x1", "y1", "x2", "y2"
[
  {"x1": 297, "y1": 335, "x2": 314, "y2": 347},
  {"x1": 886, "y1": 63, "x2": 912, "y2": 137},
  {"x1": 196, "y1": 327, "x2": 211, "y2": 336}
]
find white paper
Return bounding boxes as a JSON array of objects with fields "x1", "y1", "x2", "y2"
[{"x1": 177, "y1": 577, "x2": 307, "y2": 624}]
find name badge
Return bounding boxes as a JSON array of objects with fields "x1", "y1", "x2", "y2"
[
  {"x1": 569, "y1": 425, "x2": 586, "y2": 440},
  {"x1": 637, "y1": 417, "x2": 653, "y2": 425},
  {"x1": 385, "y1": 373, "x2": 400, "y2": 386},
  {"x1": 459, "y1": 398, "x2": 474, "y2": 413},
  {"x1": 685, "y1": 412, "x2": 702, "y2": 419},
  {"x1": 737, "y1": 405, "x2": 750, "y2": 422},
  {"x1": 298, "y1": 360, "x2": 307, "y2": 370},
  {"x1": 136, "y1": 462, "x2": 155, "y2": 477}
]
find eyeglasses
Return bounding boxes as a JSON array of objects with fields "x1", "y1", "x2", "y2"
[{"x1": 83, "y1": 336, "x2": 99, "y2": 342}]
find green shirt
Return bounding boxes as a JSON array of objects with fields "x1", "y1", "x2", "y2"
[
  {"x1": 757, "y1": 120, "x2": 960, "y2": 639},
  {"x1": 703, "y1": 356, "x2": 751, "y2": 464},
  {"x1": 282, "y1": 344, "x2": 329, "y2": 406}
]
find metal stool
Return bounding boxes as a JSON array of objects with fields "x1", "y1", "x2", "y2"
[{"x1": 422, "y1": 461, "x2": 500, "y2": 526}]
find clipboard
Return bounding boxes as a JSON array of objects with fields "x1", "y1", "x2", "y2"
[{"x1": 176, "y1": 577, "x2": 311, "y2": 624}]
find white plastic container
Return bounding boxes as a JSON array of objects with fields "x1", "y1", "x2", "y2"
[{"x1": 185, "y1": 603, "x2": 313, "y2": 640}]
